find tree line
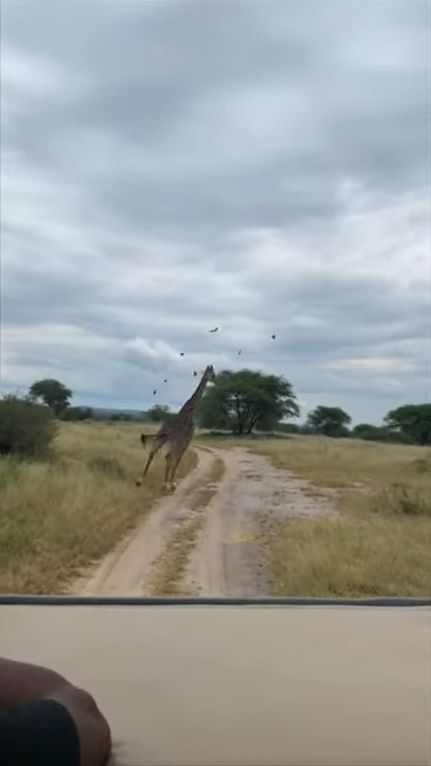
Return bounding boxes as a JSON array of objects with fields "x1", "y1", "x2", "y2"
[
  {"x1": 300, "y1": 404, "x2": 431, "y2": 445},
  {"x1": 145, "y1": 372, "x2": 431, "y2": 446},
  {"x1": 1, "y1": 374, "x2": 430, "y2": 458},
  {"x1": 196, "y1": 371, "x2": 431, "y2": 446}
]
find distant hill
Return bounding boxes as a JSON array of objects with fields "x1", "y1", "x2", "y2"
[{"x1": 92, "y1": 407, "x2": 144, "y2": 420}]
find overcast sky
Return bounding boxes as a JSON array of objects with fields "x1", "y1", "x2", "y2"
[{"x1": 1, "y1": 0, "x2": 429, "y2": 424}]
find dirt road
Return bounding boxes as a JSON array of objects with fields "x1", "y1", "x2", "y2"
[{"x1": 72, "y1": 446, "x2": 333, "y2": 597}]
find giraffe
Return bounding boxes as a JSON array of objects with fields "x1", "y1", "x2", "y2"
[{"x1": 136, "y1": 365, "x2": 216, "y2": 492}]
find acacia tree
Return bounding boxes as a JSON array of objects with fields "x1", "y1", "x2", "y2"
[
  {"x1": 384, "y1": 404, "x2": 431, "y2": 446},
  {"x1": 198, "y1": 370, "x2": 299, "y2": 435},
  {"x1": 145, "y1": 405, "x2": 174, "y2": 423},
  {"x1": 306, "y1": 405, "x2": 351, "y2": 437},
  {"x1": 28, "y1": 379, "x2": 72, "y2": 416}
]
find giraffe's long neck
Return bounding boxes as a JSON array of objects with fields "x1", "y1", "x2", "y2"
[{"x1": 177, "y1": 372, "x2": 210, "y2": 421}]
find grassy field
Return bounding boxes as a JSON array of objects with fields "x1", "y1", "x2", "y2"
[
  {"x1": 2, "y1": 423, "x2": 430, "y2": 598},
  {"x1": 0, "y1": 421, "x2": 196, "y2": 594},
  {"x1": 245, "y1": 435, "x2": 431, "y2": 597}
]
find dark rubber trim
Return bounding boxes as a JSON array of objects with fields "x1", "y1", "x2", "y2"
[{"x1": 0, "y1": 595, "x2": 430, "y2": 606}]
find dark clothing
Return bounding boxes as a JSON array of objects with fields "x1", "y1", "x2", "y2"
[{"x1": 0, "y1": 698, "x2": 80, "y2": 764}]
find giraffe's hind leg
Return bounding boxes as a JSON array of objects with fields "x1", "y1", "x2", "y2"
[
  {"x1": 164, "y1": 452, "x2": 175, "y2": 493},
  {"x1": 136, "y1": 446, "x2": 157, "y2": 486},
  {"x1": 170, "y1": 435, "x2": 193, "y2": 490},
  {"x1": 169, "y1": 452, "x2": 185, "y2": 491},
  {"x1": 163, "y1": 431, "x2": 193, "y2": 492}
]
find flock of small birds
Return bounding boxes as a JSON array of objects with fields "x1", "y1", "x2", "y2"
[{"x1": 152, "y1": 327, "x2": 277, "y2": 395}]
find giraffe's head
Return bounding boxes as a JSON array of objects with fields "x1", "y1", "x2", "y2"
[{"x1": 205, "y1": 364, "x2": 216, "y2": 382}]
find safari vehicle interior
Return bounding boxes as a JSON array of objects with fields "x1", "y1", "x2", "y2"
[{"x1": 1, "y1": 594, "x2": 430, "y2": 766}]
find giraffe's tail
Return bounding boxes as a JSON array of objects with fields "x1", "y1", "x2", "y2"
[{"x1": 140, "y1": 433, "x2": 147, "y2": 447}]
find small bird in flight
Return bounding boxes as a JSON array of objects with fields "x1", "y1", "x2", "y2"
[
  {"x1": 193, "y1": 370, "x2": 198, "y2": 377},
  {"x1": 271, "y1": 334, "x2": 276, "y2": 340},
  {"x1": 180, "y1": 352, "x2": 185, "y2": 356},
  {"x1": 153, "y1": 389, "x2": 157, "y2": 396},
  {"x1": 237, "y1": 350, "x2": 242, "y2": 356},
  {"x1": 209, "y1": 327, "x2": 219, "y2": 333},
  {"x1": 163, "y1": 379, "x2": 168, "y2": 383}
]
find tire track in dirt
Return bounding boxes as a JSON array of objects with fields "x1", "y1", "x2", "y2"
[
  {"x1": 72, "y1": 446, "x2": 336, "y2": 597},
  {"x1": 145, "y1": 455, "x2": 225, "y2": 596},
  {"x1": 71, "y1": 448, "x2": 218, "y2": 596},
  {"x1": 183, "y1": 447, "x2": 336, "y2": 597}
]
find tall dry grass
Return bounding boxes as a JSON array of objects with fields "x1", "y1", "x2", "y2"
[
  {"x1": 251, "y1": 434, "x2": 431, "y2": 489},
  {"x1": 0, "y1": 421, "x2": 196, "y2": 594},
  {"x1": 269, "y1": 515, "x2": 431, "y2": 597}
]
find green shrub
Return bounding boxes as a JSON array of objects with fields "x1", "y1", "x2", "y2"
[
  {"x1": 276, "y1": 422, "x2": 300, "y2": 434},
  {"x1": 61, "y1": 406, "x2": 94, "y2": 421},
  {"x1": 352, "y1": 424, "x2": 397, "y2": 442},
  {"x1": 372, "y1": 482, "x2": 431, "y2": 517},
  {"x1": 0, "y1": 396, "x2": 57, "y2": 458},
  {"x1": 411, "y1": 458, "x2": 431, "y2": 474}
]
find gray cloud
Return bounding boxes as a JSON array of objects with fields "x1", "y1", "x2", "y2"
[{"x1": 1, "y1": 0, "x2": 429, "y2": 423}]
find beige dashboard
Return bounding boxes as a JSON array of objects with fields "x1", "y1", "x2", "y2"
[{"x1": 0, "y1": 602, "x2": 430, "y2": 766}]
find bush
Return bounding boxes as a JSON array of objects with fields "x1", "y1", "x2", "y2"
[
  {"x1": 411, "y1": 458, "x2": 431, "y2": 474},
  {"x1": 352, "y1": 423, "x2": 404, "y2": 443},
  {"x1": 372, "y1": 482, "x2": 431, "y2": 518},
  {"x1": 61, "y1": 406, "x2": 94, "y2": 421},
  {"x1": 109, "y1": 413, "x2": 133, "y2": 422},
  {"x1": 276, "y1": 422, "x2": 300, "y2": 434},
  {"x1": 0, "y1": 395, "x2": 57, "y2": 458}
]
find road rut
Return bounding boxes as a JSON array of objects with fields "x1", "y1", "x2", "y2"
[{"x1": 72, "y1": 446, "x2": 334, "y2": 597}]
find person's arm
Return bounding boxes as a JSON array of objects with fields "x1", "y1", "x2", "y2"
[{"x1": 0, "y1": 657, "x2": 111, "y2": 766}]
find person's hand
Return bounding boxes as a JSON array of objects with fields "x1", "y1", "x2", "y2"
[
  {"x1": 48, "y1": 683, "x2": 111, "y2": 766},
  {"x1": 0, "y1": 657, "x2": 111, "y2": 766}
]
